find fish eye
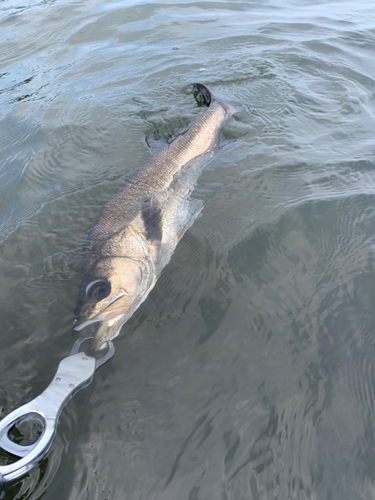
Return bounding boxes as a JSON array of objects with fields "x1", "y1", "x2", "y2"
[{"x1": 86, "y1": 279, "x2": 111, "y2": 301}]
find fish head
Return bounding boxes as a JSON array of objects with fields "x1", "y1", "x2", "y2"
[{"x1": 73, "y1": 255, "x2": 152, "y2": 350}]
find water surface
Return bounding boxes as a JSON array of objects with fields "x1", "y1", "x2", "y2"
[{"x1": 1, "y1": 0, "x2": 375, "y2": 498}]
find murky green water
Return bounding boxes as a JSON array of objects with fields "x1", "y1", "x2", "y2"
[{"x1": 1, "y1": 0, "x2": 375, "y2": 498}]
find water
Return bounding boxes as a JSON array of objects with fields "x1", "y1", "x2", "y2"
[{"x1": 1, "y1": 0, "x2": 375, "y2": 497}]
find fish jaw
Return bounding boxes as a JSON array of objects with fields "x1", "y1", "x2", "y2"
[
  {"x1": 72, "y1": 316, "x2": 123, "y2": 352},
  {"x1": 91, "y1": 285, "x2": 155, "y2": 350},
  {"x1": 91, "y1": 317, "x2": 123, "y2": 351},
  {"x1": 74, "y1": 278, "x2": 156, "y2": 351},
  {"x1": 74, "y1": 310, "x2": 127, "y2": 351}
]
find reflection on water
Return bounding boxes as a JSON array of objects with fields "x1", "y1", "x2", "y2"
[{"x1": 1, "y1": 0, "x2": 375, "y2": 498}]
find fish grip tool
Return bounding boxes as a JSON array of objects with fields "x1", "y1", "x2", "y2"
[{"x1": 0, "y1": 337, "x2": 114, "y2": 489}]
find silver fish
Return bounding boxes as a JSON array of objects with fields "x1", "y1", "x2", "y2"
[{"x1": 73, "y1": 83, "x2": 239, "y2": 350}]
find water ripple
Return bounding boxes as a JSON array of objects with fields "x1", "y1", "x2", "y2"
[{"x1": 1, "y1": 0, "x2": 375, "y2": 498}]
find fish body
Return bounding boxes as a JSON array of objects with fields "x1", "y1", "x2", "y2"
[{"x1": 73, "y1": 83, "x2": 238, "y2": 350}]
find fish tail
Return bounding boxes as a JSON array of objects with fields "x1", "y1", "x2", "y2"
[
  {"x1": 192, "y1": 82, "x2": 243, "y2": 116},
  {"x1": 192, "y1": 83, "x2": 212, "y2": 106}
]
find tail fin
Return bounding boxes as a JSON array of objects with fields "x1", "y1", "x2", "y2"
[
  {"x1": 192, "y1": 82, "x2": 243, "y2": 116},
  {"x1": 192, "y1": 83, "x2": 212, "y2": 107}
]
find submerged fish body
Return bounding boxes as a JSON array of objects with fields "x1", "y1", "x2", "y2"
[{"x1": 74, "y1": 83, "x2": 238, "y2": 350}]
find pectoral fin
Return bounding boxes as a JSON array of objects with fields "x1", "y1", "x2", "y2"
[
  {"x1": 142, "y1": 197, "x2": 163, "y2": 241},
  {"x1": 176, "y1": 197, "x2": 203, "y2": 242}
]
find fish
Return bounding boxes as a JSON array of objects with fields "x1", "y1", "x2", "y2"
[{"x1": 73, "y1": 83, "x2": 240, "y2": 350}]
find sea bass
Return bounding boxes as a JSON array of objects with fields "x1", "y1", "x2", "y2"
[{"x1": 73, "y1": 83, "x2": 239, "y2": 350}]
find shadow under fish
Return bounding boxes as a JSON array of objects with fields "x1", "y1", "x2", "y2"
[{"x1": 73, "y1": 83, "x2": 242, "y2": 350}]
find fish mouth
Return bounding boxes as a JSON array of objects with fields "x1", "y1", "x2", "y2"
[
  {"x1": 73, "y1": 291, "x2": 147, "y2": 351},
  {"x1": 74, "y1": 280, "x2": 154, "y2": 351},
  {"x1": 73, "y1": 313, "x2": 124, "y2": 351},
  {"x1": 73, "y1": 291, "x2": 127, "y2": 332},
  {"x1": 73, "y1": 294, "x2": 127, "y2": 351},
  {"x1": 91, "y1": 318, "x2": 123, "y2": 351}
]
